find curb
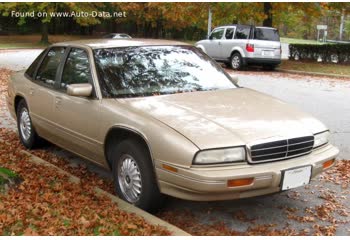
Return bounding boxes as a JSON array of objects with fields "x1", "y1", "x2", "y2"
[
  {"x1": 1, "y1": 139, "x2": 190, "y2": 236},
  {"x1": 276, "y1": 68, "x2": 350, "y2": 79}
]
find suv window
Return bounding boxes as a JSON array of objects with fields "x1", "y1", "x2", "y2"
[
  {"x1": 36, "y1": 47, "x2": 65, "y2": 87},
  {"x1": 210, "y1": 28, "x2": 224, "y2": 40},
  {"x1": 254, "y1": 28, "x2": 280, "y2": 41},
  {"x1": 224, "y1": 28, "x2": 235, "y2": 39},
  {"x1": 61, "y1": 48, "x2": 92, "y2": 90},
  {"x1": 234, "y1": 25, "x2": 251, "y2": 39}
]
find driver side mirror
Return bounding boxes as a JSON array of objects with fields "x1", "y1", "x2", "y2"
[
  {"x1": 67, "y1": 83, "x2": 92, "y2": 97},
  {"x1": 208, "y1": 35, "x2": 213, "y2": 40}
]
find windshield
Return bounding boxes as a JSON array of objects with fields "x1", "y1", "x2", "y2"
[
  {"x1": 94, "y1": 46, "x2": 236, "y2": 98},
  {"x1": 254, "y1": 28, "x2": 280, "y2": 41}
]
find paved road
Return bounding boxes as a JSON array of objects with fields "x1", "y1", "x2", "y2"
[{"x1": 1, "y1": 50, "x2": 349, "y2": 235}]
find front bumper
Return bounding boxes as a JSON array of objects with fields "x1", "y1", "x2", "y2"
[{"x1": 156, "y1": 144, "x2": 339, "y2": 201}]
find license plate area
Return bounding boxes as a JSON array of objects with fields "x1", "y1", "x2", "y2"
[
  {"x1": 262, "y1": 50, "x2": 274, "y2": 57},
  {"x1": 281, "y1": 165, "x2": 312, "y2": 191}
]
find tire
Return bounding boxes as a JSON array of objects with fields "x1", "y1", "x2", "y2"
[
  {"x1": 16, "y1": 99, "x2": 41, "y2": 149},
  {"x1": 230, "y1": 52, "x2": 243, "y2": 70},
  {"x1": 110, "y1": 139, "x2": 163, "y2": 212}
]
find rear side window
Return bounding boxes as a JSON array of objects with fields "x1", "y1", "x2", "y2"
[
  {"x1": 25, "y1": 50, "x2": 46, "y2": 79},
  {"x1": 234, "y1": 26, "x2": 251, "y2": 39},
  {"x1": 210, "y1": 28, "x2": 224, "y2": 40},
  {"x1": 36, "y1": 47, "x2": 66, "y2": 87},
  {"x1": 225, "y1": 28, "x2": 235, "y2": 39},
  {"x1": 61, "y1": 48, "x2": 92, "y2": 90},
  {"x1": 254, "y1": 28, "x2": 280, "y2": 41}
]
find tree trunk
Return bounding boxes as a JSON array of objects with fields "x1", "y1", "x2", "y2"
[
  {"x1": 263, "y1": 2, "x2": 273, "y2": 27},
  {"x1": 40, "y1": 22, "x2": 49, "y2": 44}
]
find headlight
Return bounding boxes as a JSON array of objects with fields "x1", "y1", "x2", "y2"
[
  {"x1": 193, "y1": 147, "x2": 246, "y2": 165},
  {"x1": 314, "y1": 131, "x2": 330, "y2": 148}
]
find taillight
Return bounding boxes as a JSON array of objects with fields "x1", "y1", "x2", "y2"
[{"x1": 246, "y1": 43, "x2": 254, "y2": 52}]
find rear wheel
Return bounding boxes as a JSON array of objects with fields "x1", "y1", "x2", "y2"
[
  {"x1": 16, "y1": 99, "x2": 41, "y2": 149},
  {"x1": 230, "y1": 53, "x2": 243, "y2": 70},
  {"x1": 110, "y1": 139, "x2": 163, "y2": 212}
]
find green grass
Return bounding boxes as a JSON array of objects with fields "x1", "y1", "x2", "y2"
[
  {"x1": 279, "y1": 60, "x2": 350, "y2": 76},
  {"x1": 280, "y1": 37, "x2": 325, "y2": 45},
  {"x1": 0, "y1": 167, "x2": 18, "y2": 178}
]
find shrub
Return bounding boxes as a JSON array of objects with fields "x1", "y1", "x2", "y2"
[{"x1": 289, "y1": 44, "x2": 350, "y2": 64}]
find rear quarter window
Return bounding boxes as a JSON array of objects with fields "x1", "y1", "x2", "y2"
[
  {"x1": 254, "y1": 28, "x2": 280, "y2": 41},
  {"x1": 25, "y1": 50, "x2": 46, "y2": 79},
  {"x1": 234, "y1": 25, "x2": 251, "y2": 39}
]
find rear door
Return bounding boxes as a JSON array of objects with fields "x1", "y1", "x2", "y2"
[
  {"x1": 251, "y1": 27, "x2": 281, "y2": 59},
  {"x1": 220, "y1": 27, "x2": 236, "y2": 60},
  {"x1": 28, "y1": 47, "x2": 66, "y2": 138}
]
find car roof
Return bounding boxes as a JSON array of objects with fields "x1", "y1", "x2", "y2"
[
  {"x1": 52, "y1": 38, "x2": 190, "y2": 49},
  {"x1": 216, "y1": 24, "x2": 276, "y2": 30}
]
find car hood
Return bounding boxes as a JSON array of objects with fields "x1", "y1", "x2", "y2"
[{"x1": 117, "y1": 88, "x2": 327, "y2": 149}]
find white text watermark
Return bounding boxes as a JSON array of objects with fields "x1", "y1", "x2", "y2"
[{"x1": 11, "y1": 11, "x2": 127, "y2": 18}]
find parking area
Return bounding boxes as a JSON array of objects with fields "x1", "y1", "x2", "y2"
[{"x1": 0, "y1": 49, "x2": 349, "y2": 235}]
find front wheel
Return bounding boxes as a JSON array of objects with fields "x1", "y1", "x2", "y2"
[
  {"x1": 230, "y1": 53, "x2": 243, "y2": 70},
  {"x1": 110, "y1": 139, "x2": 163, "y2": 212}
]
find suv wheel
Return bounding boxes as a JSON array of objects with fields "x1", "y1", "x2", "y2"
[
  {"x1": 16, "y1": 99, "x2": 41, "y2": 149},
  {"x1": 230, "y1": 53, "x2": 243, "y2": 70},
  {"x1": 110, "y1": 139, "x2": 163, "y2": 212}
]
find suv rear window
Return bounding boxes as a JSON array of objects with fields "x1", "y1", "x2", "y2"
[
  {"x1": 254, "y1": 28, "x2": 280, "y2": 41},
  {"x1": 234, "y1": 25, "x2": 250, "y2": 39}
]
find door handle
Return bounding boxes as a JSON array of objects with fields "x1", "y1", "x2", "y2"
[
  {"x1": 218, "y1": 42, "x2": 221, "y2": 45},
  {"x1": 29, "y1": 87, "x2": 35, "y2": 95},
  {"x1": 55, "y1": 97, "x2": 62, "y2": 106}
]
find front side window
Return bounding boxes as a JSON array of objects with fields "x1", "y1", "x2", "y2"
[
  {"x1": 225, "y1": 28, "x2": 235, "y2": 39},
  {"x1": 234, "y1": 25, "x2": 251, "y2": 39},
  {"x1": 36, "y1": 47, "x2": 65, "y2": 87},
  {"x1": 94, "y1": 46, "x2": 237, "y2": 98},
  {"x1": 61, "y1": 48, "x2": 92, "y2": 90},
  {"x1": 210, "y1": 28, "x2": 224, "y2": 40}
]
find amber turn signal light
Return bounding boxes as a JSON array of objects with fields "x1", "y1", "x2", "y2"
[
  {"x1": 323, "y1": 159, "x2": 335, "y2": 169},
  {"x1": 162, "y1": 164, "x2": 178, "y2": 173},
  {"x1": 227, "y1": 177, "x2": 254, "y2": 187}
]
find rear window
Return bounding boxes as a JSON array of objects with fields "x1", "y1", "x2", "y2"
[{"x1": 254, "y1": 28, "x2": 280, "y2": 41}]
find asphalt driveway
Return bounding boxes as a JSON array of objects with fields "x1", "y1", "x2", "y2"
[{"x1": 1, "y1": 49, "x2": 349, "y2": 235}]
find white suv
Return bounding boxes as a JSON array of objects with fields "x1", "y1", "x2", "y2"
[{"x1": 196, "y1": 24, "x2": 281, "y2": 70}]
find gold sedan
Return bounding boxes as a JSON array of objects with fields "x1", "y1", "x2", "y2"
[{"x1": 7, "y1": 39, "x2": 339, "y2": 211}]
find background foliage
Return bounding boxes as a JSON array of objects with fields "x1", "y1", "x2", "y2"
[{"x1": 0, "y1": 2, "x2": 349, "y2": 43}]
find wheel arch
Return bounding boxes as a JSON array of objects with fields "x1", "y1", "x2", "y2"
[
  {"x1": 104, "y1": 125, "x2": 155, "y2": 171},
  {"x1": 14, "y1": 94, "x2": 26, "y2": 116},
  {"x1": 230, "y1": 47, "x2": 245, "y2": 58},
  {"x1": 196, "y1": 44, "x2": 206, "y2": 54}
]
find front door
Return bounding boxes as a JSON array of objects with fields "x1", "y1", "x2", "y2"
[
  {"x1": 52, "y1": 47, "x2": 103, "y2": 163},
  {"x1": 205, "y1": 28, "x2": 225, "y2": 59}
]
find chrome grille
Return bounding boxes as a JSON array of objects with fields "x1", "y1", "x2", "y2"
[{"x1": 250, "y1": 136, "x2": 314, "y2": 163}]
